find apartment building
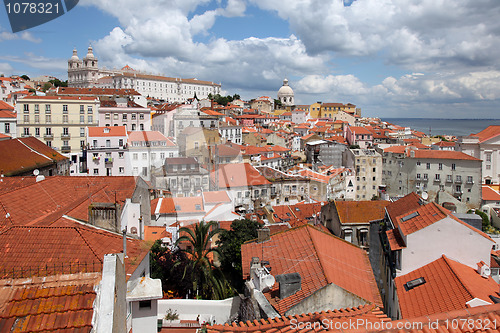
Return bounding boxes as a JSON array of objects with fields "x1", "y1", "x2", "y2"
[
  {"x1": 98, "y1": 98, "x2": 152, "y2": 131},
  {"x1": 343, "y1": 148, "x2": 382, "y2": 200},
  {"x1": 86, "y1": 126, "x2": 129, "y2": 177},
  {"x1": 381, "y1": 147, "x2": 482, "y2": 212},
  {"x1": 17, "y1": 95, "x2": 99, "y2": 154}
]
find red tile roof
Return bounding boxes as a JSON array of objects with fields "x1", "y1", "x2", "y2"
[
  {"x1": 0, "y1": 224, "x2": 149, "y2": 279},
  {"x1": 21, "y1": 95, "x2": 97, "y2": 101},
  {"x1": 0, "y1": 137, "x2": 68, "y2": 176},
  {"x1": 335, "y1": 201, "x2": 390, "y2": 224},
  {"x1": 152, "y1": 196, "x2": 204, "y2": 215},
  {"x1": 88, "y1": 126, "x2": 127, "y2": 137},
  {"x1": 411, "y1": 150, "x2": 480, "y2": 161},
  {"x1": 55, "y1": 87, "x2": 141, "y2": 96},
  {"x1": 0, "y1": 273, "x2": 101, "y2": 332},
  {"x1": 482, "y1": 186, "x2": 500, "y2": 201},
  {"x1": 203, "y1": 191, "x2": 231, "y2": 204},
  {"x1": 0, "y1": 110, "x2": 15, "y2": 118},
  {"x1": 395, "y1": 255, "x2": 499, "y2": 318},
  {"x1": 128, "y1": 131, "x2": 172, "y2": 144},
  {"x1": 348, "y1": 126, "x2": 373, "y2": 135},
  {"x1": 386, "y1": 192, "x2": 422, "y2": 227},
  {"x1": 214, "y1": 163, "x2": 271, "y2": 188},
  {"x1": 0, "y1": 176, "x2": 138, "y2": 231},
  {"x1": 472, "y1": 125, "x2": 500, "y2": 143},
  {"x1": 144, "y1": 225, "x2": 172, "y2": 242},
  {"x1": 241, "y1": 224, "x2": 382, "y2": 314},
  {"x1": 207, "y1": 304, "x2": 389, "y2": 333}
]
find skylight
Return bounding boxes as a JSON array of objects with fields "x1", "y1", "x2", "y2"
[
  {"x1": 401, "y1": 211, "x2": 419, "y2": 222},
  {"x1": 404, "y1": 277, "x2": 426, "y2": 291}
]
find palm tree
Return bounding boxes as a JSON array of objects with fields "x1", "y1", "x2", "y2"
[{"x1": 175, "y1": 221, "x2": 232, "y2": 299}]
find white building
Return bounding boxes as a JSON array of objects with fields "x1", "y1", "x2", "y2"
[
  {"x1": 128, "y1": 131, "x2": 178, "y2": 181},
  {"x1": 277, "y1": 78, "x2": 294, "y2": 107},
  {"x1": 99, "y1": 98, "x2": 152, "y2": 131},
  {"x1": 86, "y1": 126, "x2": 129, "y2": 177},
  {"x1": 457, "y1": 126, "x2": 500, "y2": 185},
  {"x1": 0, "y1": 101, "x2": 16, "y2": 138},
  {"x1": 68, "y1": 47, "x2": 221, "y2": 103}
]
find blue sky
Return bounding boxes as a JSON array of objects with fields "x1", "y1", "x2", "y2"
[{"x1": 1, "y1": 0, "x2": 500, "y2": 118}]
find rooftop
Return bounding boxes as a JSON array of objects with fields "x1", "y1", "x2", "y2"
[
  {"x1": 335, "y1": 200, "x2": 390, "y2": 224},
  {"x1": 241, "y1": 224, "x2": 382, "y2": 315}
]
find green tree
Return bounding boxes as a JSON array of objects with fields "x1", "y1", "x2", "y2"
[
  {"x1": 216, "y1": 219, "x2": 261, "y2": 291},
  {"x1": 150, "y1": 240, "x2": 193, "y2": 298},
  {"x1": 175, "y1": 221, "x2": 232, "y2": 299},
  {"x1": 42, "y1": 82, "x2": 52, "y2": 92},
  {"x1": 49, "y1": 78, "x2": 68, "y2": 87},
  {"x1": 20, "y1": 74, "x2": 30, "y2": 81}
]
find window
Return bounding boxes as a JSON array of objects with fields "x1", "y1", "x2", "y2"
[
  {"x1": 45, "y1": 105, "x2": 51, "y2": 113},
  {"x1": 426, "y1": 163, "x2": 430, "y2": 169},
  {"x1": 487, "y1": 153, "x2": 492, "y2": 162},
  {"x1": 160, "y1": 153, "x2": 165, "y2": 159},
  {"x1": 169, "y1": 152, "x2": 174, "y2": 158},
  {"x1": 438, "y1": 163, "x2": 442, "y2": 170},
  {"x1": 63, "y1": 115, "x2": 69, "y2": 123},
  {"x1": 88, "y1": 115, "x2": 93, "y2": 123},
  {"x1": 87, "y1": 106, "x2": 93, "y2": 114},
  {"x1": 131, "y1": 113, "x2": 136, "y2": 120},
  {"x1": 93, "y1": 140, "x2": 97, "y2": 147},
  {"x1": 132, "y1": 124, "x2": 136, "y2": 130},
  {"x1": 4, "y1": 123, "x2": 10, "y2": 133},
  {"x1": 194, "y1": 142, "x2": 199, "y2": 150},
  {"x1": 416, "y1": 161, "x2": 421, "y2": 166},
  {"x1": 80, "y1": 128, "x2": 85, "y2": 137},
  {"x1": 456, "y1": 175, "x2": 462, "y2": 183},
  {"x1": 93, "y1": 169, "x2": 99, "y2": 175},
  {"x1": 423, "y1": 173, "x2": 428, "y2": 180},
  {"x1": 63, "y1": 105, "x2": 68, "y2": 113},
  {"x1": 113, "y1": 114, "x2": 118, "y2": 120},
  {"x1": 34, "y1": 104, "x2": 39, "y2": 113},
  {"x1": 63, "y1": 127, "x2": 69, "y2": 136},
  {"x1": 46, "y1": 141, "x2": 51, "y2": 147},
  {"x1": 119, "y1": 167, "x2": 124, "y2": 174},
  {"x1": 119, "y1": 152, "x2": 124, "y2": 159},
  {"x1": 151, "y1": 153, "x2": 156, "y2": 160},
  {"x1": 139, "y1": 113, "x2": 144, "y2": 120},
  {"x1": 435, "y1": 174, "x2": 440, "y2": 181},
  {"x1": 80, "y1": 105, "x2": 84, "y2": 114},
  {"x1": 447, "y1": 174, "x2": 452, "y2": 182},
  {"x1": 23, "y1": 104, "x2": 29, "y2": 113},
  {"x1": 140, "y1": 124, "x2": 144, "y2": 130},
  {"x1": 122, "y1": 114, "x2": 127, "y2": 120},
  {"x1": 105, "y1": 113, "x2": 110, "y2": 119},
  {"x1": 452, "y1": 163, "x2": 456, "y2": 171},
  {"x1": 416, "y1": 173, "x2": 421, "y2": 179},
  {"x1": 35, "y1": 127, "x2": 40, "y2": 136},
  {"x1": 142, "y1": 167, "x2": 148, "y2": 176},
  {"x1": 133, "y1": 153, "x2": 138, "y2": 160},
  {"x1": 45, "y1": 127, "x2": 52, "y2": 135},
  {"x1": 45, "y1": 115, "x2": 51, "y2": 123},
  {"x1": 467, "y1": 176, "x2": 473, "y2": 184},
  {"x1": 487, "y1": 165, "x2": 492, "y2": 170},
  {"x1": 23, "y1": 115, "x2": 29, "y2": 123},
  {"x1": 80, "y1": 115, "x2": 84, "y2": 123},
  {"x1": 106, "y1": 139, "x2": 111, "y2": 147},
  {"x1": 142, "y1": 153, "x2": 147, "y2": 160}
]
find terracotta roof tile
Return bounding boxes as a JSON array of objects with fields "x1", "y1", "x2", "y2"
[
  {"x1": 395, "y1": 255, "x2": 499, "y2": 319},
  {"x1": 241, "y1": 225, "x2": 382, "y2": 315},
  {"x1": 335, "y1": 201, "x2": 389, "y2": 224},
  {"x1": 385, "y1": 192, "x2": 423, "y2": 228},
  {"x1": 213, "y1": 163, "x2": 271, "y2": 188},
  {"x1": 0, "y1": 137, "x2": 68, "y2": 176},
  {"x1": 482, "y1": 186, "x2": 500, "y2": 202},
  {"x1": 412, "y1": 150, "x2": 480, "y2": 161},
  {"x1": 471, "y1": 125, "x2": 500, "y2": 143}
]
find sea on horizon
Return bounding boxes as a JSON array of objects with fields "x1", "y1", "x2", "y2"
[{"x1": 381, "y1": 118, "x2": 500, "y2": 137}]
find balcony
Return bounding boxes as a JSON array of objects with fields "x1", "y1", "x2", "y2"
[
  {"x1": 446, "y1": 177, "x2": 453, "y2": 183},
  {"x1": 61, "y1": 134, "x2": 71, "y2": 139},
  {"x1": 455, "y1": 178, "x2": 462, "y2": 184},
  {"x1": 61, "y1": 146, "x2": 71, "y2": 153},
  {"x1": 44, "y1": 134, "x2": 53, "y2": 140},
  {"x1": 105, "y1": 157, "x2": 113, "y2": 163}
]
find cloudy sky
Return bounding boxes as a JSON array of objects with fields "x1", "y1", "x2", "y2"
[{"x1": 1, "y1": 0, "x2": 500, "y2": 118}]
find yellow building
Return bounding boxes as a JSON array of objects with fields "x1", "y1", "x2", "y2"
[{"x1": 17, "y1": 95, "x2": 100, "y2": 154}]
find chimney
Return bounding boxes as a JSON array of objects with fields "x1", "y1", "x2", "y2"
[
  {"x1": 139, "y1": 216, "x2": 143, "y2": 239},
  {"x1": 276, "y1": 273, "x2": 301, "y2": 299},
  {"x1": 257, "y1": 227, "x2": 270, "y2": 243}
]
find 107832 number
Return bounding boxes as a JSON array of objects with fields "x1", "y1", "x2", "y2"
[{"x1": 5, "y1": 2, "x2": 59, "y2": 14}]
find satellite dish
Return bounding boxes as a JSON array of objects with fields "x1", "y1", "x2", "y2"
[
  {"x1": 33, "y1": 169, "x2": 39, "y2": 176},
  {"x1": 421, "y1": 192, "x2": 429, "y2": 200},
  {"x1": 260, "y1": 274, "x2": 275, "y2": 292}
]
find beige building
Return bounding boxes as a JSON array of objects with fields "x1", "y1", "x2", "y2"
[
  {"x1": 17, "y1": 95, "x2": 99, "y2": 154},
  {"x1": 343, "y1": 148, "x2": 383, "y2": 200}
]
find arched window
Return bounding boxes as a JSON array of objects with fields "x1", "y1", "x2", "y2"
[{"x1": 131, "y1": 227, "x2": 138, "y2": 234}]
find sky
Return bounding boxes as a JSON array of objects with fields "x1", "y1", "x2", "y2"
[{"x1": 1, "y1": 0, "x2": 500, "y2": 118}]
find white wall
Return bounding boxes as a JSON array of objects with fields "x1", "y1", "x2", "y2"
[
  {"x1": 157, "y1": 297, "x2": 240, "y2": 325},
  {"x1": 131, "y1": 299, "x2": 158, "y2": 333},
  {"x1": 121, "y1": 199, "x2": 142, "y2": 236},
  {"x1": 400, "y1": 217, "x2": 494, "y2": 276}
]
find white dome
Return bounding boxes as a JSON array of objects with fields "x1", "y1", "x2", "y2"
[
  {"x1": 278, "y1": 78, "x2": 294, "y2": 97},
  {"x1": 84, "y1": 46, "x2": 95, "y2": 60},
  {"x1": 69, "y1": 49, "x2": 79, "y2": 62}
]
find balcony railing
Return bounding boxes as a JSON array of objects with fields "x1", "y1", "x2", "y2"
[
  {"x1": 105, "y1": 157, "x2": 113, "y2": 163},
  {"x1": 44, "y1": 134, "x2": 53, "y2": 140},
  {"x1": 61, "y1": 146, "x2": 71, "y2": 153},
  {"x1": 61, "y1": 134, "x2": 71, "y2": 139}
]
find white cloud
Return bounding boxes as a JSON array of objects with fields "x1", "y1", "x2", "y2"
[{"x1": 0, "y1": 31, "x2": 41, "y2": 43}]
